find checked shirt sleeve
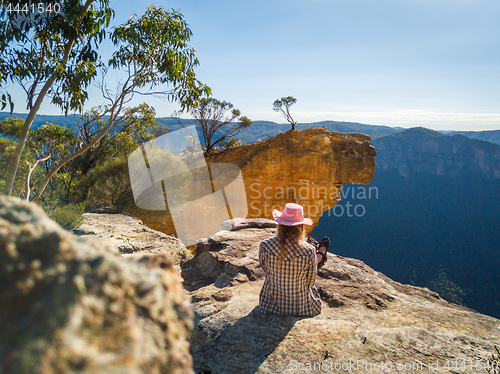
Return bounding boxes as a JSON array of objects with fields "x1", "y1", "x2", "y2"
[
  {"x1": 305, "y1": 251, "x2": 318, "y2": 289},
  {"x1": 259, "y1": 242, "x2": 268, "y2": 272}
]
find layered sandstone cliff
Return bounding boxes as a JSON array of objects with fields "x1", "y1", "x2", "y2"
[
  {"x1": 373, "y1": 127, "x2": 500, "y2": 179},
  {"x1": 129, "y1": 128, "x2": 376, "y2": 239}
]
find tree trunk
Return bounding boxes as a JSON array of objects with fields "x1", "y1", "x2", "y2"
[
  {"x1": 3, "y1": 0, "x2": 95, "y2": 196},
  {"x1": 4, "y1": 75, "x2": 57, "y2": 196},
  {"x1": 24, "y1": 155, "x2": 50, "y2": 201},
  {"x1": 31, "y1": 120, "x2": 115, "y2": 201}
]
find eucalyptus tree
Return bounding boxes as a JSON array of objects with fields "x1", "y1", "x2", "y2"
[
  {"x1": 187, "y1": 97, "x2": 252, "y2": 153},
  {"x1": 273, "y1": 96, "x2": 297, "y2": 130},
  {"x1": 31, "y1": 5, "x2": 210, "y2": 201},
  {"x1": 0, "y1": 0, "x2": 114, "y2": 196}
]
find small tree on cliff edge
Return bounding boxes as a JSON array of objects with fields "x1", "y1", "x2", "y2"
[{"x1": 273, "y1": 96, "x2": 297, "y2": 130}]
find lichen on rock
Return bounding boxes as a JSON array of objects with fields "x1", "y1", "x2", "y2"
[{"x1": 0, "y1": 196, "x2": 194, "y2": 374}]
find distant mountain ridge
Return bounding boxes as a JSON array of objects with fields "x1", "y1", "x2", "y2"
[
  {"x1": 151, "y1": 117, "x2": 404, "y2": 144},
  {"x1": 2, "y1": 111, "x2": 500, "y2": 146},
  {"x1": 0, "y1": 112, "x2": 83, "y2": 131},
  {"x1": 449, "y1": 129, "x2": 500, "y2": 147}
]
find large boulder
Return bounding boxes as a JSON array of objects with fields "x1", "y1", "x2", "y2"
[
  {"x1": 129, "y1": 128, "x2": 377, "y2": 237},
  {"x1": 0, "y1": 196, "x2": 194, "y2": 374},
  {"x1": 183, "y1": 218, "x2": 500, "y2": 374}
]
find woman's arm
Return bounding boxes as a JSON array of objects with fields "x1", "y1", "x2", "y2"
[
  {"x1": 305, "y1": 251, "x2": 317, "y2": 288},
  {"x1": 259, "y1": 242, "x2": 268, "y2": 272}
]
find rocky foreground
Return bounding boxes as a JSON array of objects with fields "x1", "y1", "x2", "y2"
[
  {"x1": 0, "y1": 197, "x2": 193, "y2": 374},
  {"x1": 1, "y1": 198, "x2": 499, "y2": 374},
  {"x1": 75, "y1": 212, "x2": 191, "y2": 270}
]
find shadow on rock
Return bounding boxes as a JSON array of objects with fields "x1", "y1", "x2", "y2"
[{"x1": 190, "y1": 306, "x2": 305, "y2": 374}]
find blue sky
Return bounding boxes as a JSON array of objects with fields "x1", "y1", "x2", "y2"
[{"x1": 6, "y1": 0, "x2": 500, "y2": 130}]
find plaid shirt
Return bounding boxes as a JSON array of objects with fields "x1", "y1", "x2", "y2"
[{"x1": 259, "y1": 236, "x2": 321, "y2": 316}]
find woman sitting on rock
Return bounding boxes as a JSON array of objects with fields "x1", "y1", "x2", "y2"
[{"x1": 259, "y1": 202, "x2": 329, "y2": 316}]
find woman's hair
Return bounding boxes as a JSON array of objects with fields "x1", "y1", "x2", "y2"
[{"x1": 276, "y1": 223, "x2": 305, "y2": 267}]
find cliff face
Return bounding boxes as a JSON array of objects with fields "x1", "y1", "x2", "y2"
[
  {"x1": 318, "y1": 126, "x2": 500, "y2": 319},
  {"x1": 130, "y1": 128, "x2": 376, "y2": 238},
  {"x1": 373, "y1": 127, "x2": 500, "y2": 179}
]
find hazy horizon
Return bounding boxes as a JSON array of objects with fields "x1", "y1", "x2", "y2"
[
  {"x1": 4, "y1": 110, "x2": 500, "y2": 134},
  {"x1": 2, "y1": 0, "x2": 499, "y2": 132}
]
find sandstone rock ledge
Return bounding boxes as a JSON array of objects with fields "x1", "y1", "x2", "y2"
[
  {"x1": 182, "y1": 219, "x2": 500, "y2": 374},
  {"x1": 75, "y1": 213, "x2": 191, "y2": 269},
  {"x1": 130, "y1": 127, "x2": 377, "y2": 237}
]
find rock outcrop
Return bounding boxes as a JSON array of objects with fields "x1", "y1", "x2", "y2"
[
  {"x1": 182, "y1": 219, "x2": 500, "y2": 374},
  {"x1": 75, "y1": 212, "x2": 191, "y2": 266},
  {"x1": 0, "y1": 196, "x2": 194, "y2": 374},
  {"x1": 129, "y1": 128, "x2": 377, "y2": 238}
]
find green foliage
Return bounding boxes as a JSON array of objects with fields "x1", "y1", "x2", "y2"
[
  {"x1": 77, "y1": 143, "x2": 190, "y2": 213},
  {"x1": 135, "y1": 145, "x2": 190, "y2": 209},
  {"x1": 112, "y1": 103, "x2": 165, "y2": 154},
  {"x1": 0, "y1": 117, "x2": 38, "y2": 196},
  {"x1": 219, "y1": 137, "x2": 242, "y2": 150},
  {"x1": 69, "y1": 103, "x2": 163, "y2": 192},
  {"x1": 428, "y1": 268, "x2": 466, "y2": 305},
  {"x1": 109, "y1": 5, "x2": 210, "y2": 111},
  {"x1": 0, "y1": 3, "x2": 215, "y2": 215},
  {"x1": 2, "y1": 2, "x2": 210, "y2": 199},
  {"x1": 49, "y1": 203, "x2": 84, "y2": 231},
  {"x1": 1, "y1": 0, "x2": 115, "y2": 196},
  {"x1": 32, "y1": 123, "x2": 76, "y2": 155},
  {"x1": 76, "y1": 155, "x2": 135, "y2": 212},
  {"x1": 187, "y1": 97, "x2": 252, "y2": 153},
  {"x1": 0, "y1": 103, "x2": 169, "y2": 206},
  {"x1": 0, "y1": 0, "x2": 115, "y2": 113},
  {"x1": 0, "y1": 116, "x2": 24, "y2": 137},
  {"x1": 27, "y1": 4, "x2": 210, "y2": 201}
]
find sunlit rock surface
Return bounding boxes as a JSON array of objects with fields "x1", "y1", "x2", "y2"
[
  {"x1": 75, "y1": 212, "x2": 191, "y2": 268},
  {"x1": 130, "y1": 128, "x2": 377, "y2": 239},
  {"x1": 183, "y1": 218, "x2": 500, "y2": 374}
]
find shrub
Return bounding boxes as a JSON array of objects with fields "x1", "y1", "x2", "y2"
[
  {"x1": 77, "y1": 155, "x2": 135, "y2": 212},
  {"x1": 427, "y1": 267, "x2": 466, "y2": 305},
  {"x1": 50, "y1": 204, "x2": 84, "y2": 231}
]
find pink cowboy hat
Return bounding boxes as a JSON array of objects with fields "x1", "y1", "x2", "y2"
[{"x1": 272, "y1": 203, "x2": 313, "y2": 226}]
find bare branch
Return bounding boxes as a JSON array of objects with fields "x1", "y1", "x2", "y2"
[{"x1": 25, "y1": 154, "x2": 51, "y2": 201}]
